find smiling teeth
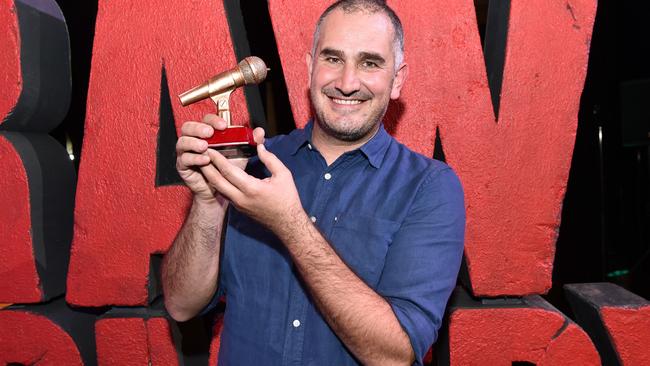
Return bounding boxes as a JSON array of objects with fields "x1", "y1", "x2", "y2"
[{"x1": 332, "y1": 98, "x2": 362, "y2": 105}]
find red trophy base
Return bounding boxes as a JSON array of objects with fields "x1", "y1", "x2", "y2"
[{"x1": 203, "y1": 125, "x2": 257, "y2": 159}]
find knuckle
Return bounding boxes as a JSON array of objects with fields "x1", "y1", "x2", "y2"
[
  {"x1": 219, "y1": 167, "x2": 232, "y2": 180},
  {"x1": 202, "y1": 113, "x2": 217, "y2": 123},
  {"x1": 180, "y1": 121, "x2": 197, "y2": 135},
  {"x1": 177, "y1": 136, "x2": 191, "y2": 149},
  {"x1": 179, "y1": 154, "x2": 192, "y2": 167},
  {"x1": 247, "y1": 185, "x2": 260, "y2": 196},
  {"x1": 176, "y1": 137, "x2": 186, "y2": 150}
]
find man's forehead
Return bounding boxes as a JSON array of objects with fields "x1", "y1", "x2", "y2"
[{"x1": 315, "y1": 8, "x2": 395, "y2": 53}]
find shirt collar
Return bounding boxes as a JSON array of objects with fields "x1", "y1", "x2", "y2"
[
  {"x1": 287, "y1": 121, "x2": 314, "y2": 156},
  {"x1": 289, "y1": 120, "x2": 391, "y2": 169},
  {"x1": 358, "y1": 123, "x2": 390, "y2": 169}
]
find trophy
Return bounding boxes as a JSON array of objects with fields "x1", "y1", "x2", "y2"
[{"x1": 179, "y1": 56, "x2": 268, "y2": 158}]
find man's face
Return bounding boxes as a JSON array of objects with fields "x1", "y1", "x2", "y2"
[{"x1": 307, "y1": 9, "x2": 407, "y2": 142}]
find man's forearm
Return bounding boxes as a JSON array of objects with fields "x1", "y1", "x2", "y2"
[
  {"x1": 275, "y1": 210, "x2": 415, "y2": 365},
  {"x1": 162, "y1": 197, "x2": 228, "y2": 322}
]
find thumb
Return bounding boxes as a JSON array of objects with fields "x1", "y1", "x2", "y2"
[{"x1": 257, "y1": 144, "x2": 286, "y2": 176}]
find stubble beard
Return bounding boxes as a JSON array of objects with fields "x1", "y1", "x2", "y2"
[{"x1": 310, "y1": 87, "x2": 390, "y2": 143}]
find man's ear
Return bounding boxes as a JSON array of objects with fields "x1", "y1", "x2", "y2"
[
  {"x1": 390, "y1": 63, "x2": 409, "y2": 100},
  {"x1": 306, "y1": 53, "x2": 313, "y2": 85}
]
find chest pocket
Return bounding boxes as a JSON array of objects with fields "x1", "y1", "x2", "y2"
[{"x1": 329, "y1": 214, "x2": 401, "y2": 288}]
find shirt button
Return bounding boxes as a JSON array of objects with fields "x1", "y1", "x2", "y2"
[
  {"x1": 292, "y1": 319, "x2": 301, "y2": 328},
  {"x1": 310, "y1": 216, "x2": 317, "y2": 223},
  {"x1": 324, "y1": 173, "x2": 332, "y2": 180},
  {"x1": 307, "y1": 143, "x2": 312, "y2": 150}
]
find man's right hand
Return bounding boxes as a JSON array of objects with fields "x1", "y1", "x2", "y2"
[
  {"x1": 176, "y1": 114, "x2": 264, "y2": 204},
  {"x1": 166, "y1": 114, "x2": 233, "y2": 322},
  {"x1": 176, "y1": 114, "x2": 227, "y2": 204}
]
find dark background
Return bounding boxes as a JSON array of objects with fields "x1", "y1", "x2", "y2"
[{"x1": 50, "y1": 0, "x2": 649, "y2": 313}]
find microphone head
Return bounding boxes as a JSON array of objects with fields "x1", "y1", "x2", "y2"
[{"x1": 238, "y1": 56, "x2": 268, "y2": 85}]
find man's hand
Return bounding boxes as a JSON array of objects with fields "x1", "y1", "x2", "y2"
[
  {"x1": 163, "y1": 114, "x2": 264, "y2": 322},
  {"x1": 176, "y1": 113, "x2": 264, "y2": 204},
  {"x1": 203, "y1": 143, "x2": 304, "y2": 234}
]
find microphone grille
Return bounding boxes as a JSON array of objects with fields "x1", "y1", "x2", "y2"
[{"x1": 239, "y1": 56, "x2": 268, "y2": 85}]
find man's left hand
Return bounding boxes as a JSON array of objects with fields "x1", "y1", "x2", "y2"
[{"x1": 204, "y1": 143, "x2": 305, "y2": 234}]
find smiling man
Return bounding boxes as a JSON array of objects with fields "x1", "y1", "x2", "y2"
[{"x1": 162, "y1": 1, "x2": 465, "y2": 365}]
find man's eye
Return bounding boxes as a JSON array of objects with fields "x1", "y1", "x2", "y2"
[
  {"x1": 361, "y1": 61, "x2": 379, "y2": 68},
  {"x1": 325, "y1": 57, "x2": 341, "y2": 64}
]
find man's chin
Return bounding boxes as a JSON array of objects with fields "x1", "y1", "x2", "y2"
[{"x1": 316, "y1": 119, "x2": 376, "y2": 142}]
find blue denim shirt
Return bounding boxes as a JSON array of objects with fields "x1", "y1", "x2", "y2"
[{"x1": 207, "y1": 121, "x2": 465, "y2": 365}]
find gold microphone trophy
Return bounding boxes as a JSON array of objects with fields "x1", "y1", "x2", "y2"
[{"x1": 179, "y1": 56, "x2": 268, "y2": 158}]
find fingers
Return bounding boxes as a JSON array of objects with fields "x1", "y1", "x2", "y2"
[
  {"x1": 178, "y1": 151, "x2": 210, "y2": 169},
  {"x1": 207, "y1": 149, "x2": 258, "y2": 192},
  {"x1": 201, "y1": 114, "x2": 228, "y2": 131},
  {"x1": 179, "y1": 114, "x2": 228, "y2": 140},
  {"x1": 177, "y1": 114, "x2": 228, "y2": 171},
  {"x1": 180, "y1": 121, "x2": 214, "y2": 139},
  {"x1": 252, "y1": 127, "x2": 266, "y2": 145},
  {"x1": 257, "y1": 144, "x2": 288, "y2": 176},
  {"x1": 199, "y1": 163, "x2": 242, "y2": 202},
  {"x1": 176, "y1": 135, "x2": 208, "y2": 154}
]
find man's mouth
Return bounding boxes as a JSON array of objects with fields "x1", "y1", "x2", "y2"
[{"x1": 331, "y1": 98, "x2": 363, "y2": 105}]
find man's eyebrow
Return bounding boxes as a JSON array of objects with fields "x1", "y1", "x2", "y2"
[
  {"x1": 358, "y1": 51, "x2": 386, "y2": 65},
  {"x1": 319, "y1": 47, "x2": 344, "y2": 58},
  {"x1": 318, "y1": 48, "x2": 387, "y2": 65}
]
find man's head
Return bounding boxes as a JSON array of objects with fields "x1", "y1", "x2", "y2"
[
  {"x1": 312, "y1": 0, "x2": 405, "y2": 71},
  {"x1": 307, "y1": 0, "x2": 408, "y2": 143}
]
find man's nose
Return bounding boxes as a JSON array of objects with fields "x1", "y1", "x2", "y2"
[{"x1": 335, "y1": 63, "x2": 361, "y2": 95}]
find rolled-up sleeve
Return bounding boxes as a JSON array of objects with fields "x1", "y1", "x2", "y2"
[{"x1": 377, "y1": 166, "x2": 465, "y2": 365}]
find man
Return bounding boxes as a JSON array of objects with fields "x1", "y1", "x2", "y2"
[{"x1": 162, "y1": 1, "x2": 465, "y2": 365}]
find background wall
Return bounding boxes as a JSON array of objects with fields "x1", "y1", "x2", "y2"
[{"x1": 1, "y1": 0, "x2": 649, "y2": 365}]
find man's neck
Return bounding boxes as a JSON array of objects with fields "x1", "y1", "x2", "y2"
[{"x1": 311, "y1": 122, "x2": 380, "y2": 166}]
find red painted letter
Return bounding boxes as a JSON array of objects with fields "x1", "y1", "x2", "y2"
[
  {"x1": 0, "y1": 0, "x2": 74, "y2": 303},
  {"x1": 67, "y1": 0, "x2": 250, "y2": 306},
  {"x1": 443, "y1": 289, "x2": 600, "y2": 365},
  {"x1": 565, "y1": 283, "x2": 650, "y2": 366},
  {"x1": 0, "y1": 311, "x2": 83, "y2": 365},
  {"x1": 269, "y1": 0, "x2": 597, "y2": 296}
]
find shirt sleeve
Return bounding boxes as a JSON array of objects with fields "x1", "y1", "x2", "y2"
[{"x1": 376, "y1": 165, "x2": 465, "y2": 365}]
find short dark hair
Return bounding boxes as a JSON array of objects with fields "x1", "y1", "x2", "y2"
[{"x1": 311, "y1": 0, "x2": 405, "y2": 69}]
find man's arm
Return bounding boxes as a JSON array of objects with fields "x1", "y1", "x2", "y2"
[
  {"x1": 162, "y1": 114, "x2": 264, "y2": 322},
  {"x1": 162, "y1": 197, "x2": 227, "y2": 322},
  {"x1": 205, "y1": 146, "x2": 415, "y2": 365},
  {"x1": 281, "y1": 208, "x2": 415, "y2": 365}
]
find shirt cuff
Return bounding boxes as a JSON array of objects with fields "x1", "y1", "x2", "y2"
[
  {"x1": 387, "y1": 297, "x2": 439, "y2": 366},
  {"x1": 198, "y1": 286, "x2": 225, "y2": 317}
]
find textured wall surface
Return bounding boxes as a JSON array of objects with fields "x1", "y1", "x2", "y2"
[
  {"x1": 66, "y1": 0, "x2": 249, "y2": 307},
  {"x1": 446, "y1": 291, "x2": 600, "y2": 365},
  {"x1": 3, "y1": 0, "x2": 649, "y2": 365},
  {"x1": 0, "y1": 135, "x2": 38, "y2": 302},
  {"x1": 0, "y1": 311, "x2": 83, "y2": 365},
  {"x1": 96, "y1": 317, "x2": 179, "y2": 366},
  {"x1": 0, "y1": 0, "x2": 21, "y2": 125},
  {"x1": 602, "y1": 307, "x2": 650, "y2": 365},
  {"x1": 566, "y1": 283, "x2": 650, "y2": 366},
  {"x1": 269, "y1": 0, "x2": 597, "y2": 296},
  {"x1": 0, "y1": 0, "x2": 75, "y2": 303}
]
